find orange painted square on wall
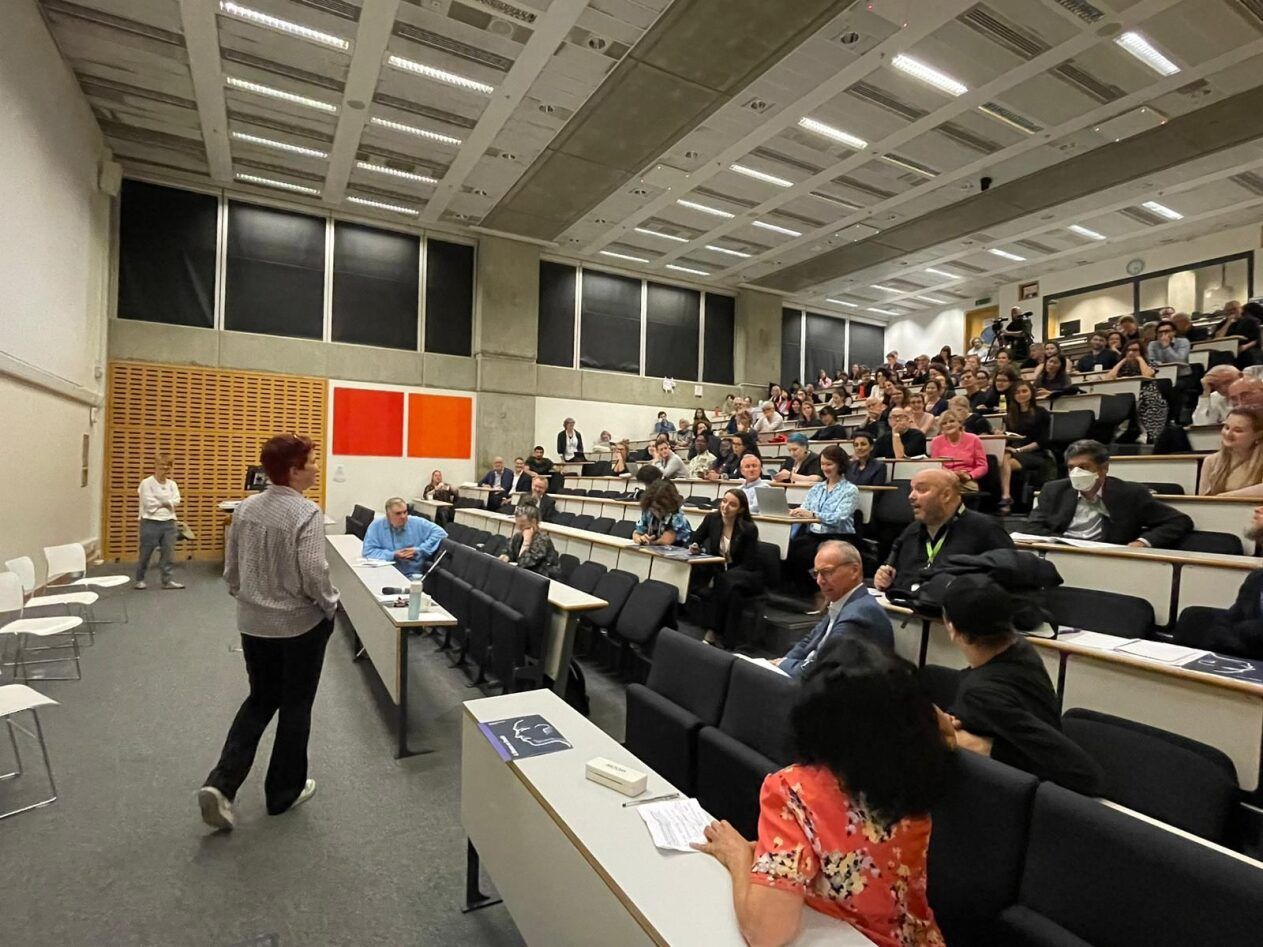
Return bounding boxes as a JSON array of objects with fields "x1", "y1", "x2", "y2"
[
  {"x1": 332, "y1": 387, "x2": 404, "y2": 456},
  {"x1": 408, "y1": 393, "x2": 472, "y2": 458}
]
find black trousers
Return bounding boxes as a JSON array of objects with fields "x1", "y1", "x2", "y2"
[
  {"x1": 205, "y1": 617, "x2": 333, "y2": 814},
  {"x1": 690, "y1": 565, "x2": 764, "y2": 648}
]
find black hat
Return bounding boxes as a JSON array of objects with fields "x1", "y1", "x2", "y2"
[{"x1": 942, "y1": 575, "x2": 1016, "y2": 639}]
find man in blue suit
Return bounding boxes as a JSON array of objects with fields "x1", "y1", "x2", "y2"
[
  {"x1": 479, "y1": 456, "x2": 515, "y2": 509},
  {"x1": 776, "y1": 540, "x2": 893, "y2": 677}
]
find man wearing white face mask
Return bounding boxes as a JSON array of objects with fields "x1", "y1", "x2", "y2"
[{"x1": 1022, "y1": 440, "x2": 1192, "y2": 548}]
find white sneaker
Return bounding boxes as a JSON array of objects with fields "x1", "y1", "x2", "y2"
[
  {"x1": 162, "y1": 580, "x2": 185, "y2": 590},
  {"x1": 291, "y1": 778, "x2": 317, "y2": 810},
  {"x1": 133, "y1": 580, "x2": 147, "y2": 590},
  {"x1": 198, "y1": 786, "x2": 235, "y2": 831}
]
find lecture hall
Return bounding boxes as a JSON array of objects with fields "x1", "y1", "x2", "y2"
[{"x1": 7, "y1": 0, "x2": 1263, "y2": 943}]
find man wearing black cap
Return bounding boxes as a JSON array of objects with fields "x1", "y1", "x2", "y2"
[{"x1": 942, "y1": 575, "x2": 1103, "y2": 795}]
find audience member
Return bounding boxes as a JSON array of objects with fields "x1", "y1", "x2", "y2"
[
  {"x1": 942, "y1": 576, "x2": 1104, "y2": 795},
  {"x1": 525, "y1": 445, "x2": 554, "y2": 476},
  {"x1": 786, "y1": 446, "x2": 858, "y2": 591},
  {"x1": 773, "y1": 433, "x2": 823, "y2": 484},
  {"x1": 1108, "y1": 339, "x2": 1169, "y2": 439},
  {"x1": 652, "y1": 411, "x2": 675, "y2": 437},
  {"x1": 362, "y1": 496, "x2": 448, "y2": 577},
  {"x1": 1118, "y1": 314, "x2": 1140, "y2": 347},
  {"x1": 709, "y1": 435, "x2": 742, "y2": 481},
  {"x1": 674, "y1": 419, "x2": 694, "y2": 450},
  {"x1": 499, "y1": 503, "x2": 559, "y2": 579},
  {"x1": 811, "y1": 406, "x2": 847, "y2": 441},
  {"x1": 998, "y1": 379, "x2": 1051, "y2": 514},
  {"x1": 557, "y1": 418, "x2": 584, "y2": 461},
  {"x1": 948, "y1": 395, "x2": 991, "y2": 436},
  {"x1": 592, "y1": 430, "x2": 614, "y2": 453},
  {"x1": 978, "y1": 366, "x2": 1017, "y2": 413},
  {"x1": 652, "y1": 440, "x2": 689, "y2": 480},
  {"x1": 957, "y1": 369, "x2": 985, "y2": 409},
  {"x1": 627, "y1": 463, "x2": 662, "y2": 500},
  {"x1": 922, "y1": 379, "x2": 949, "y2": 418},
  {"x1": 609, "y1": 443, "x2": 632, "y2": 477},
  {"x1": 1032, "y1": 353, "x2": 1071, "y2": 396},
  {"x1": 696, "y1": 638, "x2": 947, "y2": 946},
  {"x1": 930, "y1": 412, "x2": 988, "y2": 492},
  {"x1": 992, "y1": 349, "x2": 1014, "y2": 373},
  {"x1": 1172, "y1": 311, "x2": 1208, "y2": 343},
  {"x1": 816, "y1": 368, "x2": 832, "y2": 390},
  {"x1": 421, "y1": 469, "x2": 445, "y2": 501},
  {"x1": 508, "y1": 457, "x2": 533, "y2": 493},
  {"x1": 1105, "y1": 330, "x2": 1125, "y2": 354},
  {"x1": 686, "y1": 434, "x2": 717, "y2": 479},
  {"x1": 517, "y1": 476, "x2": 556, "y2": 522},
  {"x1": 797, "y1": 399, "x2": 820, "y2": 428},
  {"x1": 134, "y1": 453, "x2": 183, "y2": 590},
  {"x1": 967, "y1": 335, "x2": 988, "y2": 359},
  {"x1": 857, "y1": 396, "x2": 889, "y2": 440},
  {"x1": 1193, "y1": 365, "x2": 1242, "y2": 426},
  {"x1": 632, "y1": 479, "x2": 692, "y2": 547},
  {"x1": 1022, "y1": 440, "x2": 1192, "y2": 547},
  {"x1": 927, "y1": 365, "x2": 955, "y2": 397},
  {"x1": 873, "y1": 407, "x2": 927, "y2": 458},
  {"x1": 753, "y1": 401, "x2": 786, "y2": 435},
  {"x1": 1174, "y1": 506, "x2": 1263, "y2": 657},
  {"x1": 874, "y1": 470, "x2": 1014, "y2": 592},
  {"x1": 1214, "y1": 299, "x2": 1261, "y2": 367},
  {"x1": 733, "y1": 452, "x2": 767, "y2": 512},
  {"x1": 845, "y1": 431, "x2": 887, "y2": 487},
  {"x1": 1198, "y1": 408, "x2": 1263, "y2": 497},
  {"x1": 689, "y1": 488, "x2": 763, "y2": 649},
  {"x1": 906, "y1": 392, "x2": 937, "y2": 436},
  {"x1": 478, "y1": 456, "x2": 514, "y2": 494},
  {"x1": 1075, "y1": 333, "x2": 1120, "y2": 373}
]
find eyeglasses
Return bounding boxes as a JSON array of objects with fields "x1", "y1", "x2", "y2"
[{"x1": 808, "y1": 565, "x2": 844, "y2": 581}]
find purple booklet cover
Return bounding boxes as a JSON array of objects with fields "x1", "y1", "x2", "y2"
[{"x1": 478, "y1": 714, "x2": 573, "y2": 761}]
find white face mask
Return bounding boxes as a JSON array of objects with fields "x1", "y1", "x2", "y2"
[{"x1": 1069, "y1": 467, "x2": 1099, "y2": 493}]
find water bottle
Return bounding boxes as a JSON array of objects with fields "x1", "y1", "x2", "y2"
[{"x1": 408, "y1": 579, "x2": 423, "y2": 620}]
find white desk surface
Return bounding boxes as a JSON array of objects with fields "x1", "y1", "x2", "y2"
[
  {"x1": 412, "y1": 496, "x2": 454, "y2": 509},
  {"x1": 462, "y1": 691, "x2": 866, "y2": 946},
  {"x1": 326, "y1": 534, "x2": 457, "y2": 628}
]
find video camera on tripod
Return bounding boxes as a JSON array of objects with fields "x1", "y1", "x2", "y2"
[{"x1": 987, "y1": 310, "x2": 1034, "y2": 360}]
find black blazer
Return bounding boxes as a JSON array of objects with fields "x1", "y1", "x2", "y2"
[
  {"x1": 480, "y1": 468, "x2": 514, "y2": 491},
  {"x1": 779, "y1": 451, "x2": 822, "y2": 479},
  {"x1": 1204, "y1": 570, "x2": 1263, "y2": 658},
  {"x1": 692, "y1": 512, "x2": 760, "y2": 572},
  {"x1": 509, "y1": 472, "x2": 534, "y2": 493},
  {"x1": 873, "y1": 428, "x2": 926, "y2": 458},
  {"x1": 1024, "y1": 477, "x2": 1193, "y2": 548},
  {"x1": 557, "y1": 429, "x2": 584, "y2": 459}
]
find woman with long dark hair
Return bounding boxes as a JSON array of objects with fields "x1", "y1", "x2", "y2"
[
  {"x1": 694, "y1": 638, "x2": 949, "y2": 946},
  {"x1": 688, "y1": 488, "x2": 764, "y2": 648},
  {"x1": 1033, "y1": 352, "x2": 1072, "y2": 396},
  {"x1": 998, "y1": 379, "x2": 1051, "y2": 513},
  {"x1": 632, "y1": 479, "x2": 692, "y2": 546}
]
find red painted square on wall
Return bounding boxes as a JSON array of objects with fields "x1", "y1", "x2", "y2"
[
  {"x1": 408, "y1": 393, "x2": 472, "y2": 459},
  {"x1": 332, "y1": 387, "x2": 404, "y2": 456}
]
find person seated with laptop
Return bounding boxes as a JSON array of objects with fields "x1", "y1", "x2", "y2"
[
  {"x1": 362, "y1": 496, "x2": 448, "y2": 578},
  {"x1": 772, "y1": 433, "x2": 823, "y2": 485},
  {"x1": 1021, "y1": 440, "x2": 1193, "y2": 547},
  {"x1": 785, "y1": 445, "x2": 859, "y2": 594},
  {"x1": 942, "y1": 576, "x2": 1104, "y2": 795}
]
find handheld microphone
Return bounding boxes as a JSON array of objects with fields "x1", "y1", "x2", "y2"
[{"x1": 381, "y1": 586, "x2": 406, "y2": 595}]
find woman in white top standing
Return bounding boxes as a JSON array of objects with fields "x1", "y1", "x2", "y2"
[{"x1": 135, "y1": 454, "x2": 183, "y2": 589}]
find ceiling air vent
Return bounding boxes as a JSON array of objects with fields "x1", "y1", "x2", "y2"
[
  {"x1": 464, "y1": 0, "x2": 538, "y2": 25},
  {"x1": 1016, "y1": 239, "x2": 1057, "y2": 255},
  {"x1": 809, "y1": 190, "x2": 865, "y2": 211},
  {"x1": 356, "y1": 146, "x2": 447, "y2": 177},
  {"x1": 774, "y1": 209, "x2": 827, "y2": 228},
  {"x1": 78, "y1": 74, "x2": 196, "y2": 110},
  {"x1": 1231, "y1": 171, "x2": 1263, "y2": 196},
  {"x1": 938, "y1": 122, "x2": 1001, "y2": 154},
  {"x1": 349, "y1": 181, "x2": 424, "y2": 203},
  {"x1": 372, "y1": 93, "x2": 478, "y2": 129},
  {"x1": 959, "y1": 5, "x2": 1049, "y2": 60},
  {"x1": 693, "y1": 186, "x2": 757, "y2": 209},
  {"x1": 749, "y1": 146, "x2": 821, "y2": 176},
  {"x1": 116, "y1": 154, "x2": 209, "y2": 175},
  {"x1": 1054, "y1": 62, "x2": 1124, "y2": 104},
  {"x1": 42, "y1": 0, "x2": 184, "y2": 45},
  {"x1": 393, "y1": 22, "x2": 514, "y2": 71},
  {"x1": 99, "y1": 121, "x2": 205, "y2": 155},
  {"x1": 831, "y1": 175, "x2": 895, "y2": 201},
  {"x1": 236, "y1": 158, "x2": 325, "y2": 183},
  {"x1": 885, "y1": 278, "x2": 924, "y2": 291},
  {"x1": 1052, "y1": 0, "x2": 1106, "y2": 23},
  {"x1": 229, "y1": 110, "x2": 335, "y2": 144},
  {"x1": 221, "y1": 50, "x2": 345, "y2": 93},
  {"x1": 979, "y1": 101, "x2": 1043, "y2": 134},
  {"x1": 948, "y1": 260, "x2": 988, "y2": 274},
  {"x1": 847, "y1": 82, "x2": 926, "y2": 122},
  {"x1": 1119, "y1": 205, "x2": 1166, "y2": 226},
  {"x1": 290, "y1": 0, "x2": 360, "y2": 22},
  {"x1": 970, "y1": 231, "x2": 999, "y2": 244},
  {"x1": 446, "y1": 1, "x2": 533, "y2": 43},
  {"x1": 643, "y1": 218, "x2": 699, "y2": 241}
]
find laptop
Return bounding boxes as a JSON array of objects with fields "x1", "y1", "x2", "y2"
[{"x1": 754, "y1": 486, "x2": 790, "y2": 516}]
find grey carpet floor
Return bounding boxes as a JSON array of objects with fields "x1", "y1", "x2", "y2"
[{"x1": 1, "y1": 560, "x2": 631, "y2": 947}]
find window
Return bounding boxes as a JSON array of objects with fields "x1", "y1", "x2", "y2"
[
  {"x1": 645, "y1": 282, "x2": 700, "y2": 380},
  {"x1": 538, "y1": 260, "x2": 577, "y2": 367},
  {"x1": 331, "y1": 222, "x2": 419, "y2": 350},
  {"x1": 849, "y1": 322, "x2": 885, "y2": 372},
  {"x1": 580, "y1": 269, "x2": 642, "y2": 374},
  {"x1": 117, "y1": 180, "x2": 217, "y2": 328},
  {"x1": 424, "y1": 239, "x2": 475, "y2": 356},
  {"x1": 804, "y1": 312, "x2": 846, "y2": 383},
  {"x1": 224, "y1": 201, "x2": 325, "y2": 339},
  {"x1": 703, "y1": 293, "x2": 735, "y2": 385},
  {"x1": 781, "y1": 309, "x2": 803, "y2": 388}
]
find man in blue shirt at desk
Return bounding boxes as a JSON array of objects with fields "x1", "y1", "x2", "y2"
[{"x1": 362, "y1": 496, "x2": 447, "y2": 577}]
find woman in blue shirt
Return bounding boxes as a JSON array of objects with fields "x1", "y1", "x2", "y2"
[
  {"x1": 632, "y1": 479, "x2": 693, "y2": 547},
  {"x1": 784, "y1": 445, "x2": 859, "y2": 594}
]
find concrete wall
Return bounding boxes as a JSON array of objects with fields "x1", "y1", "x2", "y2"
[
  {"x1": 735, "y1": 288, "x2": 782, "y2": 394},
  {"x1": 0, "y1": 1, "x2": 109, "y2": 576}
]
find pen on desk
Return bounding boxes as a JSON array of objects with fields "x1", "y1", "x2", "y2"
[{"x1": 622, "y1": 791, "x2": 681, "y2": 808}]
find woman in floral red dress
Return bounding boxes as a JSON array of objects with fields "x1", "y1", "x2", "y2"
[{"x1": 694, "y1": 638, "x2": 951, "y2": 946}]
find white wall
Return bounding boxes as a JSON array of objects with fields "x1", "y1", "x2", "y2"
[
  {"x1": 0, "y1": 1, "x2": 108, "y2": 575},
  {"x1": 325, "y1": 380, "x2": 476, "y2": 522},
  {"x1": 534, "y1": 394, "x2": 707, "y2": 449},
  {"x1": 883, "y1": 307, "x2": 967, "y2": 362}
]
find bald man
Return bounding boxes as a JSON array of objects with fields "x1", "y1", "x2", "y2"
[
  {"x1": 874, "y1": 469, "x2": 1014, "y2": 593},
  {"x1": 1227, "y1": 376, "x2": 1263, "y2": 411}
]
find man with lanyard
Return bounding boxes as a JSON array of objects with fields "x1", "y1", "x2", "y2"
[
  {"x1": 361, "y1": 496, "x2": 447, "y2": 578},
  {"x1": 874, "y1": 469, "x2": 1013, "y2": 593}
]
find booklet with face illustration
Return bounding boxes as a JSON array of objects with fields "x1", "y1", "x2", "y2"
[{"x1": 478, "y1": 714, "x2": 573, "y2": 761}]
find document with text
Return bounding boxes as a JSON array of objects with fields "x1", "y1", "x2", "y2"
[{"x1": 636, "y1": 797, "x2": 715, "y2": 854}]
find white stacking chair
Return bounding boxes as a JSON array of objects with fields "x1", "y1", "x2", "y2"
[
  {"x1": 0, "y1": 573, "x2": 83, "y2": 682},
  {"x1": 0, "y1": 684, "x2": 58, "y2": 820},
  {"x1": 42, "y1": 542, "x2": 129, "y2": 624},
  {"x1": 5, "y1": 557, "x2": 99, "y2": 644}
]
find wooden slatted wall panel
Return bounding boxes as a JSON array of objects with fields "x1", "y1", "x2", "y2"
[{"x1": 103, "y1": 360, "x2": 328, "y2": 561}]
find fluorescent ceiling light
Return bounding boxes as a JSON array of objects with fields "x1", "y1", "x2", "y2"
[
  {"x1": 219, "y1": 2, "x2": 350, "y2": 51},
  {"x1": 1142, "y1": 200, "x2": 1183, "y2": 220},
  {"x1": 891, "y1": 53, "x2": 968, "y2": 97},
  {"x1": 600, "y1": 250, "x2": 650, "y2": 263},
  {"x1": 977, "y1": 102, "x2": 1039, "y2": 135},
  {"x1": 729, "y1": 164, "x2": 793, "y2": 188},
  {"x1": 705, "y1": 244, "x2": 752, "y2": 258},
  {"x1": 676, "y1": 198, "x2": 734, "y2": 219},
  {"x1": 666, "y1": 264, "x2": 709, "y2": 276},
  {"x1": 988, "y1": 248, "x2": 1026, "y2": 262},
  {"x1": 1067, "y1": 224, "x2": 1106, "y2": 240},
  {"x1": 369, "y1": 116, "x2": 462, "y2": 147},
  {"x1": 225, "y1": 76, "x2": 337, "y2": 113},
  {"x1": 1114, "y1": 31, "x2": 1180, "y2": 77},
  {"x1": 826, "y1": 298, "x2": 858, "y2": 308},
  {"x1": 867, "y1": 307, "x2": 899, "y2": 316},
  {"x1": 230, "y1": 131, "x2": 328, "y2": 159},
  {"x1": 878, "y1": 154, "x2": 937, "y2": 178},
  {"x1": 386, "y1": 55, "x2": 494, "y2": 94},
  {"x1": 925, "y1": 267, "x2": 959, "y2": 279},
  {"x1": 347, "y1": 195, "x2": 419, "y2": 216},
  {"x1": 234, "y1": 173, "x2": 320, "y2": 196},
  {"x1": 634, "y1": 227, "x2": 688, "y2": 243},
  {"x1": 915, "y1": 295, "x2": 948, "y2": 304},
  {"x1": 870, "y1": 284, "x2": 900, "y2": 293},
  {"x1": 752, "y1": 220, "x2": 802, "y2": 238},
  {"x1": 356, "y1": 160, "x2": 438, "y2": 184},
  {"x1": 797, "y1": 117, "x2": 867, "y2": 150}
]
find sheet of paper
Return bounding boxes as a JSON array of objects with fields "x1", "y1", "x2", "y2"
[
  {"x1": 735, "y1": 653, "x2": 790, "y2": 677},
  {"x1": 1009, "y1": 532, "x2": 1058, "y2": 544},
  {"x1": 1059, "y1": 630, "x2": 1132, "y2": 651},
  {"x1": 355, "y1": 558, "x2": 393, "y2": 568},
  {"x1": 636, "y1": 797, "x2": 714, "y2": 854},
  {"x1": 1116, "y1": 640, "x2": 1209, "y2": 664},
  {"x1": 1057, "y1": 537, "x2": 1123, "y2": 549}
]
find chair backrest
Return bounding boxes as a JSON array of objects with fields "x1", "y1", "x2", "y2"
[
  {"x1": 1142, "y1": 481, "x2": 1185, "y2": 495},
  {"x1": 1176, "y1": 530, "x2": 1243, "y2": 555},
  {"x1": 872, "y1": 481, "x2": 914, "y2": 527},
  {"x1": 1096, "y1": 392, "x2": 1134, "y2": 425},
  {"x1": 551, "y1": 511, "x2": 576, "y2": 527},
  {"x1": 4, "y1": 557, "x2": 37, "y2": 594},
  {"x1": 44, "y1": 542, "x2": 87, "y2": 580},
  {"x1": 483, "y1": 559, "x2": 515, "y2": 603},
  {"x1": 506, "y1": 567, "x2": 551, "y2": 633},
  {"x1": 584, "y1": 570, "x2": 639, "y2": 630},
  {"x1": 1048, "y1": 409, "x2": 1094, "y2": 445},
  {"x1": 646, "y1": 628, "x2": 735, "y2": 724},
  {"x1": 590, "y1": 517, "x2": 616, "y2": 535},
  {"x1": 715, "y1": 661, "x2": 798, "y2": 763},
  {"x1": 610, "y1": 520, "x2": 636, "y2": 539},
  {"x1": 557, "y1": 554, "x2": 580, "y2": 581},
  {"x1": 683, "y1": 495, "x2": 713, "y2": 509},
  {"x1": 482, "y1": 534, "x2": 509, "y2": 557},
  {"x1": 352, "y1": 504, "x2": 375, "y2": 523},
  {"x1": 0, "y1": 572, "x2": 27, "y2": 614},
  {"x1": 754, "y1": 541, "x2": 781, "y2": 587},
  {"x1": 571, "y1": 514, "x2": 595, "y2": 532},
  {"x1": 592, "y1": 460, "x2": 613, "y2": 477},
  {"x1": 1040, "y1": 585, "x2": 1154, "y2": 639},
  {"x1": 615, "y1": 580, "x2": 678, "y2": 647},
  {"x1": 567, "y1": 561, "x2": 607, "y2": 594},
  {"x1": 1061, "y1": 708, "x2": 1239, "y2": 842}
]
